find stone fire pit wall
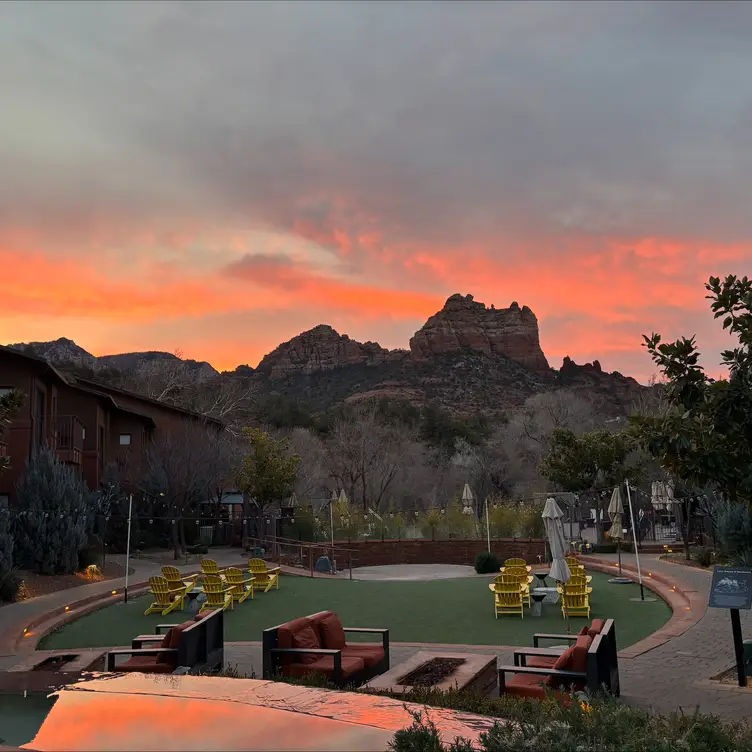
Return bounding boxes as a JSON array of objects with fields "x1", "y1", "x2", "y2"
[{"x1": 326, "y1": 538, "x2": 546, "y2": 568}]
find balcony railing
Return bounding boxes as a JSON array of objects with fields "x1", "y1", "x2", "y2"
[{"x1": 56, "y1": 415, "x2": 84, "y2": 465}]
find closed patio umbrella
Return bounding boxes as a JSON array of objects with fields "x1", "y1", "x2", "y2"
[
  {"x1": 543, "y1": 497, "x2": 571, "y2": 626},
  {"x1": 608, "y1": 486, "x2": 630, "y2": 582},
  {"x1": 542, "y1": 497, "x2": 570, "y2": 584}
]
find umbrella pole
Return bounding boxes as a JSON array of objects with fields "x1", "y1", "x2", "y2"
[
  {"x1": 617, "y1": 540, "x2": 622, "y2": 577},
  {"x1": 625, "y1": 480, "x2": 645, "y2": 600}
]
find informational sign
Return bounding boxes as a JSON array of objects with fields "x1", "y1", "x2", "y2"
[{"x1": 709, "y1": 566, "x2": 752, "y2": 610}]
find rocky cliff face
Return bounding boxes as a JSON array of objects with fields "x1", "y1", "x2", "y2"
[
  {"x1": 256, "y1": 324, "x2": 406, "y2": 379},
  {"x1": 409, "y1": 294, "x2": 550, "y2": 372},
  {"x1": 558, "y1": 356, "x2": 645, "y2": 409},
  {"x1": 8, "y1": 339, "x2": 218, "y2": 379}
]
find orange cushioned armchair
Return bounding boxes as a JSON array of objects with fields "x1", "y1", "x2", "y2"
[
  {"x1": 498, "y1": 633, "x2": 599, "y2": 699},
  {"x1": 106, "y1": 609, "x2": 223, "y2": 674},
  {"x1": 262, "y1": 610, "x2": 389, "y2": 687}
]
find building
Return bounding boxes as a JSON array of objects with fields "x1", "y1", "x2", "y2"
[{"x1": 0, "y1": 346, "x2": 223, "y2": 505}]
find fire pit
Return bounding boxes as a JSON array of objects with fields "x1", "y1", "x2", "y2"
[
  {"x1": 398, "y1": 657, "x2": 467, "y2": 687},
  {"x1": 365, "y1": 651, "x2": 497, "y2": 696}
]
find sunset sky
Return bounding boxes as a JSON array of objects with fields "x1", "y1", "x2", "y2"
[{"x1": 2, "y1": 1, "x2": 750, "y2": 381}]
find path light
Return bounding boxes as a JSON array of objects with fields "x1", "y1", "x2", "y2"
[
  {"x1": 111, "y1": 590, "x2": 117, "y2": 595},
  {"x1": 65, "y1": 606, "x2": 70, "y2": 612}
]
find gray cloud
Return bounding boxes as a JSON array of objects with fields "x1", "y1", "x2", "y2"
[{"x1": 3, "y1": 0, "x2": 752, "y2": 248}]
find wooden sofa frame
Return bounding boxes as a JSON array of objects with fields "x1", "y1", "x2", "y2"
[{"x1": 106, "y1": 608, "x2": 224, "y2": 674}]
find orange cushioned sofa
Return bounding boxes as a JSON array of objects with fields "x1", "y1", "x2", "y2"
[{"x1": 262, "y1": 610, "x2": 389, "y2": 687}]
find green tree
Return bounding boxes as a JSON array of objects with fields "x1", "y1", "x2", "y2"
[
  {"x1": 631, "y1": 275, "x2": 752, "y2": 504},
  {"x1": 0, "y1": 389, "x2": 24, "y2": 475},
  {"x1": 237, "y1": 428, "x2": 299, "y2": 543},
  {"x1": 541, "y1": 428, "x2": 638, "y2": 542},
  {"x1": 14, "y1": 447, "x2": 97, "y2": 574}
]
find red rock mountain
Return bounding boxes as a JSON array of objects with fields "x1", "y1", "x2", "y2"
[
  {"x1": 258, "y1": 295, "x2": 550, "y2": 377},
  {"x1": 409, "y1": 294, "x2": 549, "y2": 372},
  {"x1": 256, "y1": 324, "x2": 405, "y2": 379}
]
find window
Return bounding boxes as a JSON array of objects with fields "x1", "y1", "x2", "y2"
[
  {"x1": 99, "y1": 425, "x2": 105, "y2": 475},
  {"x1": 81, "y1": 427, "x2": 86, "y2": 440},
  {"x1": 119, "y1": 434, "x2": 132, "y2": 446},
  {"x1": 0, "y1": 494, "x2": 8, "y2": 509},
  {"x1": 0, "y1": 388, "x2": 12, "y2": 398}
]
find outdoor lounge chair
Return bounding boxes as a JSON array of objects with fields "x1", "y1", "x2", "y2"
[
  {"x1": 489, "y1": 579, "x2": 525, "y2": 618},
  {"x1": 501, "y1": 557, "x2": 532, "y2": 573},
  {"x1": 503, "y1": 567, "x2": 534, "y2": 606},
  {"x1": 225, "y1": 567, "x2": 255, "y2": 604},
  {"x1": 144, "y1": 576, "x2": 186, "y2": 616},
  {"x1": 262, "y1": 610, "x2": 389, "y2": 687},
  {"x1": 561, "y1": 588, "x2": 590, "y2": 619},
  {"x1": 106, "y1": 609, "x2": 224, "y2": 674},
  {"x1": 161, "y1": 566, "x2": 197, "y2": 598},
  {"x1": 515, "y1": 618, "x2": 619, "y2": 695},
  {"x1": 499, "y1": 633, "x2": 602, "y2": 699},
  {"x1": 248, "y1": 558, "x2": 280, "y2": 592},
  {"x1": 200, "y1": 558, "x2": 227, "y2": 578},
  {"x1": 200, "y1": 579, "x2": 234, "y2": 612}
]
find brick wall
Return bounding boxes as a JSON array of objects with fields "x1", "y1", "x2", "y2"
[{"x1": 316, "y1": 538, "x2": 546, "y2": 568}]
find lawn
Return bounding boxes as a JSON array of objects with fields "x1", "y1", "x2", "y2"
[{"x1": 40, "y1": 571, "x2": 671, "y2": 651}]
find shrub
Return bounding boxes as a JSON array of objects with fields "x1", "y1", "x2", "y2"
[
  {"x1": 386, "y1": 688, "x2": 752, "y2": 752},
  {"x1": 474, "y1": 551, "x2": 501, "y2": 574},
  {"x1": 0, "y1": 567, "x2": 20, "y2": 604},
  {"x1": 693, "y1": 547, "x2": 714, "y2": 568},
  {"x1": 0, "y1": 506, "x2": 18, "y2": 603},
  {"x1": 188, "y1": 544, "x2": 208, "y2": 555},
  {"x1": 13, "y1": 447, "x2": 97, "y2": 575},
  {"x1": 715, "y1": 499, "x2": 752, "y2": 564}
]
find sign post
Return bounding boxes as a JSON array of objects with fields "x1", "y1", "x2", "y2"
[{"x1": 708, "y1": 566, "x2": 752, "y2": 687}]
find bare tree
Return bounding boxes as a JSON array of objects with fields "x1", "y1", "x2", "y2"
[
  {"x1": 287, "y1": 427, "x2": 328, "y2": 504},
  {"x1": 326, "y1": 402, "x2": 417, "y2": 511},
  {"x1": 124, "y1": 423, "x2": 231, "y2": 558}
]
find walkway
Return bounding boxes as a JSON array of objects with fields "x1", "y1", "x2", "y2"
[
  {"x1": 587, "y1": 552, "x2": 751, "y2": 717},
  {"x1": 0, "y1": 549, "x2": 246, "y2": 669}
]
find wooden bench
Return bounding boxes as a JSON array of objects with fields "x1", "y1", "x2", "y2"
[{"x1": 106, "y1": 609, "x2": 224, "y2": 674}]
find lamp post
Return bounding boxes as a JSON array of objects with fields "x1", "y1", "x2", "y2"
[{"x1": 124, "y1": 493, "x2": 133, "y2": 603}]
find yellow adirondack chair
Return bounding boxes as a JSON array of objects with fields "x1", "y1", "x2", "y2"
[
  {"x1": 161, "y1": 566, "x2": 197, "y2": 599},
  {"x1": 201, "y1": 559, "x2": 227, "y2": 579},
  {"x1": 503, "y1": 567, "x2": 534, "y2": 606},
  {"x1": 561, "y1": 587, "x2": 590, "y2": 618},
  {"x1": 488, "y1": 579, "x2": 524, "y2": 619},
  {"x1": 144, "y1": 576, "x2": 186, "y2": 616},
  {"x1": 248, "y1": 558, "x2": 280, "y2": 592},
  {"x1": 568, "y1": 564, "x2": 593, "y2": 583},
  {"x1": 501, "y1": 557, "x2": 532, "y2": 573},
  {"x1": 557, "y1": 574, "x2": 593, "y2": 595},
  {"x1": 200, "y1": 578, "x2": 234, "y2": 613},
  {"x1": 225, "y1": 567, "x2": 255, "y2": 604}
]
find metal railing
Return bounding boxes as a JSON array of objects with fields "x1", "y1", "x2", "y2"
[
  {"x1": 247, "y1": 535, "x2": 358, "y2": 580},
  {"x1": 56, "y1": 415, "x2": 85, "y2": 464}
]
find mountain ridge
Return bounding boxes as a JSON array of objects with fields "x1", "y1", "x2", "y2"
[{"x1": 6, "y1": 294, "x2": 648, "y2": 417}]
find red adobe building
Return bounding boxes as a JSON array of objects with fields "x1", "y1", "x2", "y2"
[{"x1": 0, "y1": 346, "x2": 223, "y2": 506}]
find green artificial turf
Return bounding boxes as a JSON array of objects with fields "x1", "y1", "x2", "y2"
[{"x1": 39, "y1": 571, "x2": 670, "y2": 651}]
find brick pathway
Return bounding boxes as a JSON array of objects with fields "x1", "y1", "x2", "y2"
[{"x1": 585, "y1": 552, "x2": 751, "y2": 717}]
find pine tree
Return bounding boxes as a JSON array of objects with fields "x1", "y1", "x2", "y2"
[{"x1": 14, "y1": 448, "x2": 96, "y2": 574}]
